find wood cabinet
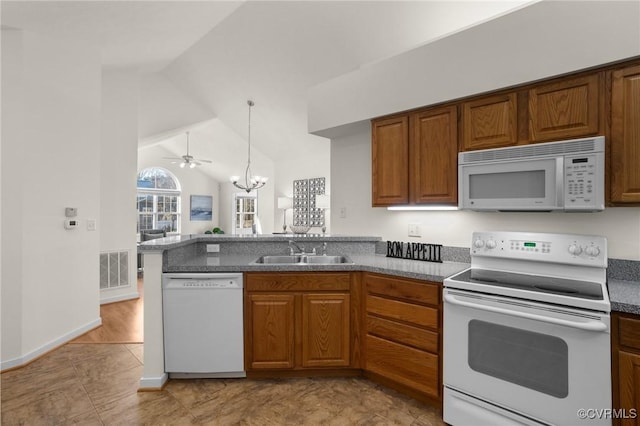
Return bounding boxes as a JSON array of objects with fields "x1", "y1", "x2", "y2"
[
  {"x1": 462, "y1": 93, "x2": 517, "y2": 150},
  {"x1": 363, "y1": 273, "x2": 442, "y2": 406},
  {"x1": 372, "y1": 105, "x2": 458, "y2": 206},
  {"x1": 529, "y1": 73, "x2": 603, "y2": 142},
  {"x1": 460, "y1": 73, "x2": 603, "y2": 151},
  {"x1": 247, "y1": 293, "x2": 295, "y2": 369},
  {"x1": 244, "y1": 272, "x2": 357, "y2": 373},
  {"x1": 611, "y1": 64, "x2": 640, "y2": 204},
  {"x1": 372, "y1": 116, "x2": 409, "y2": 206},
  {"x1": 612, "y1": 312, "x2": 640, "y2": 425},
  {"x1": 411, "y1": 106, "x2": 458, "y2": 204}
]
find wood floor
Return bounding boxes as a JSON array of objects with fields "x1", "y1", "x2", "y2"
[
  {"x1": 1, "y1": 278, "x2": 446, "y2": 425},
  {"x1": 71, "y1": 279, "x2": 144, "y2": 344}
]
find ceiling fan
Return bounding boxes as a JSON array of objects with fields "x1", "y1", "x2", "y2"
[{"x1": 163, "y1": 132, "x2": 212, "y2": 169}]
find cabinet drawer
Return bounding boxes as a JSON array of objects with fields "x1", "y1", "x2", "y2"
[
  {"x1": 366, "y1": 294, "x2": 439, "y2": 329},
  {"x1": 246, "y1": 272, "x2": 351, "y2": 292},
  {"x1": 366, "y1": 315, "x2": 438, "y2": 354},
  {"x1": 365, "y1": 335, "x2": 439, "y2": 398},
  {"x1": 618, "y1": 315, "x2": 640, "y2": 351},
  {"x1": 365, "y1": 273, "x2": 439, "y2": 306}
]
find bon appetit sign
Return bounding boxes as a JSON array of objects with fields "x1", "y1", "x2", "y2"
[{"x1": 386, "y1": 241, "x2": 443, "y2": 263}]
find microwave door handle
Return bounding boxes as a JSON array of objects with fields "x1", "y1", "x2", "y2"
[
  {"x1": 444, "y1": 294, "x2": 607, "y2": 332},
  {"x1": 556, "y1": 157, "x2": 564, "y2": 207}
]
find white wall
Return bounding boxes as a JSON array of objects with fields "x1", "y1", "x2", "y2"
[
  {"x1": 330, "y1": 124, "x2": 640, "y2": 261},
  {"x1": 100, "y1": 70, "x2": 140, "y2": 303},
  {"x1": 272, "y1": 149, "x2": 331, "y2": 233},
  {"x1": 138, "y1": 72, "x2": 213, "y2": 143},
  {"x1": 308, "y1": 1, "x2": 640, "y2": 136},
  {"x1": 1, "y1": 29, "x2": 102, "y2": 368},
  {"x1": 138, "y1": 144, "x2": 222, "y2": 235}
]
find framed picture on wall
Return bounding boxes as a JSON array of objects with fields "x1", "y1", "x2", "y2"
[{"x1": 190, "y1": 195, "x2": 213, "y2": 221}]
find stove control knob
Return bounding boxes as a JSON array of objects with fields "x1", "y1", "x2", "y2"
[
  {"x1": 585, "y1": 246, "x2": 600, "y2": 257},
  {"x1": 474, "y1": 239, "x2": 485, "y2": 248},
  {"x1": 485, "y1": 239, "x2": 497, "y2": 249},
  {"x1": 568, "y1": 244, "x2": 582, "y2": 256}
]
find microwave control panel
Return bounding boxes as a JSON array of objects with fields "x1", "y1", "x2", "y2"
[{"x1": 563, "y1": 153, "x2": 600, "y2": 209}]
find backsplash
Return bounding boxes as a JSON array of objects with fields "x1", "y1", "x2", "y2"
[
  {"x1": 377, "y1": 241, "x2": 640, "y2": 283},
  {"x1": 608, "y1": 258, "x2": 640, "y2": 282}
]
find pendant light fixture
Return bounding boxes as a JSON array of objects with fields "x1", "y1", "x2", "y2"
[{"x1": 230, "y1": 100, "x2": 268, "y2": 193}]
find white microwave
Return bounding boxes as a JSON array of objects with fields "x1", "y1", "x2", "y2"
[{"x1": 458, "y1": 136, "x2": 605, "y2": 212}]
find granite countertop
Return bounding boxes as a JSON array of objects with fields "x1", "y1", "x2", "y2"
[
  {"x1": 609, "y1": 279, "x2": 640, "y2": 315},
  {"x1": 164, "y1": 253, "x2": 470, "y2": 283},
  {"x1": 149, "y1": 235, "x2": 639, "y2": 313}
]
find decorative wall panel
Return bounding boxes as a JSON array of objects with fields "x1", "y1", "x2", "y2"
[{"x1": 293, "y1": 177, "x2": 325, "y2": 227}]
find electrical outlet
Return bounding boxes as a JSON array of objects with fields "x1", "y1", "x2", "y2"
[
  {"x1": 408, "y1": 223, "x2": 421, "y2": 237},
  {"x1": 339, "y1": 207, "x2": 347, "y2": 219},
  {"x1": 206, "y1": 244, "x2": 220, "y2": 253},
  {"x1": 87, "y1": 219, "x2": 97, "y2": 231}
]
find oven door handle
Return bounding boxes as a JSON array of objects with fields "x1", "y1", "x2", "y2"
[{"x1": 444, "y1": 293, "x2": 608, "y2": 332}]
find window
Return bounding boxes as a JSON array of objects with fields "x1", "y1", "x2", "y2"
[
  {"x1": 137, "y1": 167, "x2": 181, "y2": 234},
  {"x1": 233, "y1": 193, "x2": 257, "y2": 235}
]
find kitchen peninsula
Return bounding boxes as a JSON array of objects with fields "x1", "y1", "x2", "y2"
[{"x1": 138, "y1": 233, "x2": 469, "y2": 404}]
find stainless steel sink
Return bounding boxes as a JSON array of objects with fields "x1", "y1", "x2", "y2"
[
  {"x1": 303, "y1": 255, "x2": 352, "y2": 264},
  {"x1": 251, "y1": 255, "x2": 353, "y2": 265},
  {"x1": 253, "y1": 255, "x2": 302, "y2": 264}
]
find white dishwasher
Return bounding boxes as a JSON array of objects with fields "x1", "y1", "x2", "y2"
[{"x1": 162, "y1": 272, "x2": 245, "y2": 378}]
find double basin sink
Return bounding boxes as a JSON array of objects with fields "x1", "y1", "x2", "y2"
[{"x1": 252, "y1": 255, "x2": 353, "y2": 265}]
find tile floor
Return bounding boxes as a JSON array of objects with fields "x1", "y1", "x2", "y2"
[{"x1": 1, "y1": 343, "x2": 445, "y2": 425}]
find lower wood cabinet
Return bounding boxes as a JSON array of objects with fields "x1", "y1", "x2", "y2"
[
  {"x1": 244, "y1": 272, "x2": 357, "y2": 373},
  {"x1": 363, "y1": 272, "x2": 442, "y2": 406},
  {"x1": 612, "y1": 312, "x2": 640, "y2": 426}
]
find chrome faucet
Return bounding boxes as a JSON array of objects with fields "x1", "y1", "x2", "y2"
[{"x1": 288, "y1": 240, "x2": 309, "y2": 255}]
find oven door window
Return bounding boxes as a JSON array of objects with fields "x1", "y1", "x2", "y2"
[{"x1": 468, "y1": 320, "x2": 568, "y2": 398}]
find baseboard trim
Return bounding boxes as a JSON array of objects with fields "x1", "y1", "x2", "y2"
[
  {"x1": 100, "y1": 291, "x2": 140, "y2": 305},
  {"x1": 0, "y1": 317, "x2": 103, "y2": 372},
  {"x1": 139, "y1": 373, "x2": 169, "y2": 391}
]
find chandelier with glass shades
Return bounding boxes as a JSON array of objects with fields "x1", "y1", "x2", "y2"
[{"x1": 230, "y1": 100, "x2": 268, "y2": 193}]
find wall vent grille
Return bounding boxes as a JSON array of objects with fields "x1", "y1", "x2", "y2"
[
  {"x1": 461, "y1": 137, "x2": 602, "y2": 163},
  {"x1": 100, "y1": 250, "x2": 129, "y2": 289}
]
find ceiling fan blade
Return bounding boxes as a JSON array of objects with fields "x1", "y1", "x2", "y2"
[
  {"x1": 195, "y1": 159, "x2": 213, "y2": 164},
  {"x1": 163, "y1": 156, "x2": 183, "y2": 160}
]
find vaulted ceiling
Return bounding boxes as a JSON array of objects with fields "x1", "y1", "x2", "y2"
[{"x1": 2, "y1": 0, "x2": 531, "y2": 182}]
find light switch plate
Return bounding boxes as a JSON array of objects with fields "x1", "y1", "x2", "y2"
[
  {"x1": 87, "y1": 219, "x2": 97, "y2": 231},
  {"x1": 408, "y1": 223, "x2": 422, "y2": 237},
  {"x1": 206, "y1": 244, "x2": 220, "y2": 253}
]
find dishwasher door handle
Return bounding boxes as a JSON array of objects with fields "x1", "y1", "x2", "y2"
[{"x1": 444, "y1": 293, "x2": 608, "y2": 332}]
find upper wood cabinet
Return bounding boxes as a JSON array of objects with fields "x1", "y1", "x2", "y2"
[
  {"x1": 462, "y1": 93, "x2": 517, "y2": 151},
  {"x1": 371, "y1": 105, "x2": 458, "y2": 207},
  {"x1": 528, "y1": 73, "x2": 602, "y2": 142},
  {"x1": 410, "y1": 106, "x2": 458, "y2": 204},
  {"x1": 371, "y1": 116, "x2": 409, "y2": 206},
  {"x1": 611, "y1": 64, "x2": 640, "y2": 204}
]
